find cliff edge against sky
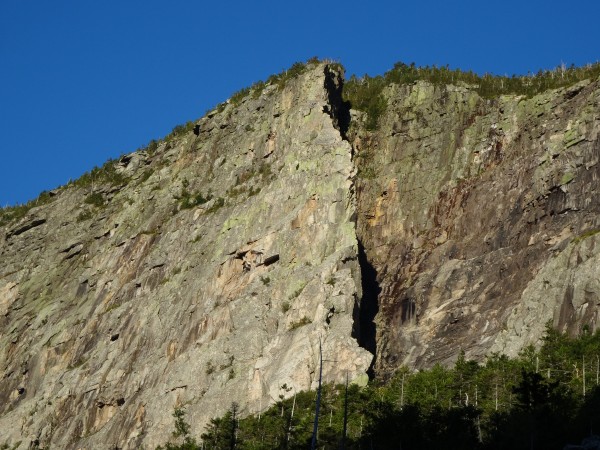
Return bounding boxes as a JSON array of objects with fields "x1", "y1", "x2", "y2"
[{"x1": 1, "y1": 61, "x2": 599, "y2": 449}]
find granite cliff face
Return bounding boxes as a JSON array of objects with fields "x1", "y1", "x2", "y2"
[
  {"x1": 352, "y1": 77, "x2": 600, "y2": 373},
  {"x1": 0, "y1": 64, "x2": 370, "y2": 449},
  {"x1": 0, "y1": 62, "x2": 599, "y2": 449}
]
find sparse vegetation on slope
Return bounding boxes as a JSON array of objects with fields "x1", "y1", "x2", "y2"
[
  {"x1": 227, "y1": 57, "x2": 326, "y2": 108},
  {"x1": 344, "y1": 61, "x2": 600, "y2": 130},
  {"x1": 0, "y1": 191, "x2": 56, "y2": 227},
  {"x1": 3, "y1": 58, "x2": 598, "y2": 228},
  {"x1": 0, "y1": 118, "x2": 198, "y2": 227},
  {"x1": 69, "y1": 158, "x2": 128, "y2": 190}
]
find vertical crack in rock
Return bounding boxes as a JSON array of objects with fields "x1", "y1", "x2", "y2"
[
  {"x1": 7, "y1": 62, "x2": 600, "y2": 450},
  {"x1": 0, "y1": 62, "x2": 380, "y2": 450},
  {"x1": 323, "y1": 65, "x2": 351, "y2": 139},
  {"x1": 356, "y1": 239, "x2": 380, "y2": 378},
  {"x1": 323, "y1": 65, "x2": 378, "y2": 377}
]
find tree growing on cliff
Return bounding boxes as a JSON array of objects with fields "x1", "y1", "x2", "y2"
[
  {"x1": 156, "y1": 407, "x2": 199, "y2": 450},
  {"x1": 200, "y1": 402, "x2": 240, "y2": 449},
  {"x1": 156, "y1": 326, "x2": 600, "y2": 449}
]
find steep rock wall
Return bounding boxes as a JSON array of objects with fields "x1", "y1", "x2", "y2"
[
  {"x1": 2, "y1": 62, "x2": 600, "y2": 449},
  {"x1": 0, "y1": 64, "x2": 371, "y2": 449},
  {"x1": 353, "y1": 77, "x2": 600, "y2": 372}
]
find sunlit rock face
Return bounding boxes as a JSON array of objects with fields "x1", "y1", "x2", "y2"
[
  {"x1": 1, "y1": 62, "x2": 600, "y2": 449},
  {"x1": 0, "y1": 64, "x2": 371, "y2": 449}
]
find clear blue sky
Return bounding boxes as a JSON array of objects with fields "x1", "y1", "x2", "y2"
[{"x1": 1, "y1": 0, "x2": 599, "y2": 207}]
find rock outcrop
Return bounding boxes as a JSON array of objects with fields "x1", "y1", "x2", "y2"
[
  {"x1": 1, "y1": 62, "x2": 600, "y2": 449},
  {"x1": 352, "y1": 77, "x2": 600, "y2": 373},
  {"x1": 0, "y1": 64, "x2": 371, "y2": 449}
]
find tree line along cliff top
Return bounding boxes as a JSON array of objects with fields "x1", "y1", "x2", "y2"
[{"x1": 1, "y1": 58, "x2": 599, "y2": 226}]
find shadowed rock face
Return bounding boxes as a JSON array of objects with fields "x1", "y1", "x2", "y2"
[
  {"x1": 352, "y1": 78, "x2": 600, "y2": 373},
  {"x1": 0, "y1": 64, "x2": 599, "y2": 449}
]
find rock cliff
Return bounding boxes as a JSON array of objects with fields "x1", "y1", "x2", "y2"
[
  {"x1": 352, "y1": 76, "x2": 600, "y2": 373},
  {"x1": 0, "y1": 62, "x2": 599, "y2": 449},
  {"x1": 0, "y1": 64, "x2": 370, "y2": 449}
]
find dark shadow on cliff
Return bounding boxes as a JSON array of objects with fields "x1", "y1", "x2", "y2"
[
  {"x1": 356, "y1": 239, "x2": 380, "y2": 378},
  {"x1": 323, "y1": 65, "x2": 351, "y2": 140}
]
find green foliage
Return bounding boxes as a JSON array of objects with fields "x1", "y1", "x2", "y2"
[
  {"x1": 356, "y1": 148, "x2": 377, "y2": 179},
  {"x1": 133, "y1": 120, "x2": 191, "y2": 156},
  {"x1": 225, "y1": 58, "x2": 323, "y2": 109},
  {"x1": 84, "y1": 192, "x2": 105, "y2": 208},
  {"x1": 145, "y1": 139, "x2": 160, "y2": 154},
  {"x1": 156, "y1": 408, "x2": 200, "y2": 450},
  {"x1": 172, "y1": 408, "x2": 191, "y2": 439},
  {"x1": 76, "y1": 209, "x2": 93, "y2": 222},
  {"x1": 343, "y1": 75, "x2": 388, "y2": 130},
  {"x1": 357, "y1": 165, "x2": 377, "y2": 179},
  {"x1": 266, "y1": 61, "x2": 311, "y2": 91},
  {"x1": 200, "y1": 403, "x2": 239, "y2": 449},
  {"x1": 5, "y1": 58, "x2": 319, "y2": 227},
  {"x1": 345, "y1": 61, "x2": 600, "y2": 131},
  {"x1": 537, "y1": 323, "x2": 600, "y2": 395},
  {"x1": 2, "y1": 112, "x2": 197, "y2": 229},
  {"x1": 152, "y1": 326, "x2": 600, "y2": 449},
  {"x1": 165, "y1": 121, "x2": 195, "y2": 141},
  {"x1": 226, "y1": 163, "x2": 272, "y2": 201},
  {"x1": 231, "y1": 86, "x2": 251, "y2": 106},
  {"x1": 233, "y1": 389, "x2": 319, "y2": 449},
  {"x1": 251, "y1": 81, "x2": 266, "y2": 99},
  {"x1": 178, "y1": 188, "x2": 213, "y2": 210},
  {"x1": 0, "y1": 190, "x2": 56, "y2": 227},
  {"x1": 70, "y1": 159, "x2": 127, "y2": 190}
]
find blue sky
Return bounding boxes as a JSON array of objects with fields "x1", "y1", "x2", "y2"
[{"x1": 1, "y1": 0, "x2": 599, "y2": 207}]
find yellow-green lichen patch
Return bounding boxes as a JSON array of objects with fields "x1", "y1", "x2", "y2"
[{"x1": 560, "y1": 172, "x2": 575, "y2": 185}]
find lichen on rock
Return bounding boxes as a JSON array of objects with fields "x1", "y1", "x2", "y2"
[{"x1": 1, "y1": 60, "x2": 600, "y2": 449}]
